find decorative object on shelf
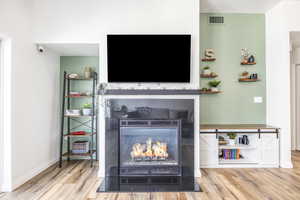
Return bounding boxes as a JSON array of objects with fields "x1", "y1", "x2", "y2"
[
  {"x1": 248, "y1": 55, "x2": 255, "y2": 63},
  {"x1": 227, "y1": 133, "x2": 237, "y2": 146},
  {"x1": 208, "y1": 80, "x2": 221, "y2": 92},
  {"x1": 68, "y1": 73, "x2": 80, "y2": 79},
  {"x1": 84, "y1": 66, "x2": 93, "y2": 79},
  {"x1": 241, "y1": 48, "x2": 256, "y2": 65},
  {"x1": 238, "y1": 135, "x2": 249, "y2": 145},
  {"x1": 82, "y1": 103, "x2": 93, "y2": 116},
  {"x1": 219, "y1": 136, "x2": 228, "y2": 145},
  {"x1": 70, "y1": 131, "x2": 87, "y2": 136},
  {"x1": 200, "y1": 88, "x2": 221, "y2": 94},
  {"x1": 239, "y1": 72, "x2": 260, "y2": 82},
  {"x1": 202, "y1": 48, "x2": 216, "y2": 61},
  {"x1": 202, "y1": 66, "x2": 211, "y2": 75},
  {"x1": 65, "y1": 109, "x2": 81, "y2": 116},
  {"x1": 72, "y1": 141, "x2": 89, "y2": 154}
]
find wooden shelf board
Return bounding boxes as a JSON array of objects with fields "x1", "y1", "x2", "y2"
[
  {"x1": 65, "y1": 95, "x2": 93, "y2": 98},
  {"x1": 241, "y1": 62, "x2": 256, "y2": 65},
  {"x1": 200, "y1": 91, "x2": 221, "y2": 94},
  {"x1": 64, "y1": 115, "x2": 95, "y2": 118},
  {"x1": 64, "y1": 133, "x2": 95, "y2": 137},
  {"x1": 239, "y1": 78, "x2": 260, "y2": 82},
  {"x1": 219, "y1": 159, "x2": 258, "y2": 164},
  {"x1": 201, "y1": 74, "x2": 218, "y2": 78},
  {"x1": 67, "y1": 77, "x2": 93, "y2": 80},
  {"x1": 219, "y1": 144, "x2": 257, "y2": 150},
  {"x1": 63, "y1": 150, "x2": 96, "y2": 157},
  {"x1": 202, "y1": 58, "x2": 216, "y2": 62}
]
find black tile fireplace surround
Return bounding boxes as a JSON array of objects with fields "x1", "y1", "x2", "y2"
[{"x1": 98, "y1": 99, "x2": 201, "y2": 192}]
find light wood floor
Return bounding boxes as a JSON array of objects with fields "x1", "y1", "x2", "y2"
[{"x1": 1, "y1": 151, "x2": 300, "y2": 200}]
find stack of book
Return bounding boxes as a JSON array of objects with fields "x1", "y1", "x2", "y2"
[{"x1": 221, "y1": 149, "x2": 241, "y2": 160}]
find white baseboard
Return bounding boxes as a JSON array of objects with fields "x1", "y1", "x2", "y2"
[
  {"x1": 12, "y1": 158, "x2": 58, "y2": 191},
  {"x1": 280, "y1": 161, "x2": 293, "y2": 168},
  {"x1": 195, "y1": 168, "x2": 201, "y2": 177}
]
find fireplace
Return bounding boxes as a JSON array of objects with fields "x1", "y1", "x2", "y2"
[
  {"x1": 98, "y1": 98, "x2": 201, "y2": 192},
  {"x1": 119, "y1": 119, "x2": 181, "y2": 176}
]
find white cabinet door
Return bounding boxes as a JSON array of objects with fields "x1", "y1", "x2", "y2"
[
  {"x1": 200, "y1": 134, "x2": 218, "y2": 167},
  {"x1": 260, "y1": 134, "x2": 279, "y2": 167}
]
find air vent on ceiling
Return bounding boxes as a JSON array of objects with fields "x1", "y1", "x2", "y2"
[{"x1": 209, "y1": 16, "x2": 224, "y2": 24}]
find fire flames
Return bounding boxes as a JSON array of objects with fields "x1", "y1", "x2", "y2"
[{"x1": 130, "y1": 138, "x2": 168, "y2": 160}]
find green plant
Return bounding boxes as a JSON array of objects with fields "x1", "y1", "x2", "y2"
[
  {"x1": 208, "y1": 80, "x2": 221, "y2": 88},
  {"x1": 83, "y1": 103, "x2": 92, "y2": 109},
  {"x1": 227, "y1": 133, "x2": 237, "y2": 139},
  {"x1": 203, "y1": 66, "x2": 210, "y2": 70}
]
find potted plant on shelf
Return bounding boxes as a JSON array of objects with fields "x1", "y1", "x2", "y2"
[
  {"x1": 202, "y1": 66, "x2": 211, "y2": 75},
  {"x1": 227, "y1": 133, "x2": 237, "y2": 146},
  {"x1": 208, "y1": 80, "x2": 221, "y2": 92},
  {"x1": 82, "y1": 103, "x2": 93, "y2": 116}
]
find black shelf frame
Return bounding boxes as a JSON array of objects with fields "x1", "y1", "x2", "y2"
[{"x1": 59, "y1": 71, "x2": 98, "y2": 167}]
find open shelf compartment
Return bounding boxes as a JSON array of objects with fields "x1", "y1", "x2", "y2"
[{"x1": 218, "y1": 133, "x2": 259, "y2": 164}]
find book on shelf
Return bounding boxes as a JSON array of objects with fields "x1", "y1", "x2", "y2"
[{"x1": 221, "y1": 149, "x2": 241, "y2": 160}]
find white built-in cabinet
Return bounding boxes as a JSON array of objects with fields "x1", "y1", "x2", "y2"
[
  {"x1": 200, "y1": 134, "x2": 218, "y2": 167},
  {"x1": 260, "y1": 134, "x2": 279, "y2": 166},
  {"x1": 200, "y1": 131, "x2": 279, "y2": 168}
]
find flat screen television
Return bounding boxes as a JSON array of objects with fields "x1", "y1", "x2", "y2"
[{"x1": 107, "y1": 35, "x2": 191, "y2": 83}]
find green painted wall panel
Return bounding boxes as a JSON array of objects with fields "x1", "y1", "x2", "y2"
[{"x1": 200, "y1": 14, "x2": 266, "y2": 124}]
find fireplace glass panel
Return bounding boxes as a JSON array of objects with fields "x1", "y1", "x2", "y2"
[{"x1": 120, "y1": 127, "x2": 179, "y2": 167}]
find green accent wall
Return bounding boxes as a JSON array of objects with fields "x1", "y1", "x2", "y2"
[{"x1": 200, "y1": 14, "x2": 266, "y2": 124}]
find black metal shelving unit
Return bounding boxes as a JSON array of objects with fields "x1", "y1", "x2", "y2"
[{"x1": 59, "y1": 71, "x2": 98, "y2": 167}]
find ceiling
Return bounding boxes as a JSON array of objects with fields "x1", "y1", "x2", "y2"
[
  {"x1": 41, "y1": 43, "x2": 99, "y2": 56},
  {"x1": 200, "y1": 0, "x2": 283, "y2": 13}
]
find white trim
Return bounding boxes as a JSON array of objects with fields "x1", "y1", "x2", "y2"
[
  {"x1": 280, "y1": 161, "x2": 293, "y2": 168},
  {"x1": 0, "y1": 35, "x2": 12, "y2": 192},
  {"x1": 11, "y1": 159, "x2": 58, "y2": 190}
]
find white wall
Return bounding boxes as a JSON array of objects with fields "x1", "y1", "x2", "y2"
[
  {"x1": 0, "y1": 0, "x2": 60, "y2": 191},
  {"x1": 32, "y1": 0, "x2": 200, "y2": 177},
  {"x1": 265, "y1": 1, "x2": 300, "y2": 168},
  {"x1": 32, "y1": 0, "x2": 200, "y2": 89}
]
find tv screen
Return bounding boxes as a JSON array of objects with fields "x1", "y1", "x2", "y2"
[{"x1": 107, "y1": 35, "x2": 191, "y2": 83}]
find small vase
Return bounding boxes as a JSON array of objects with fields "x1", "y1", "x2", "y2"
[
  {"x1": 203, "y1": 69, "x2": 211, "y2": 75},
  {"x1": 228, "y1": 139, "x2": 235, "y2": 146},
  {"x1": 82, "y1": 108, "x2": 93, "y2": 116},
  {"x1": 211, "y1": 87, "x2": 219, "y2": 92},
  {"x1": 84, "y1": 71, "x2": 91, "y2": 79}
]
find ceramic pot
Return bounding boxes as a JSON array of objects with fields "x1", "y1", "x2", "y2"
[
  {"x1": 211, "y1": 87, "x2": 219, "y2": 92},
  {"x1": 84, "y1": 71, "x2": 91, "y2": 79},
  {"x1": 228, "y1": 139, "x2": 236, "y2": 146},
  {"x1": 203, "y1": 69, "x2": 211, "y2": 75},
  {"x1": 82, "y1": 108, "x2": 93, "y2": 116}
]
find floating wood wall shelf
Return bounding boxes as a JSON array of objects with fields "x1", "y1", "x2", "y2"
[
  {"x1": 202, "y1": 58, "x2": 216, "y2": 62},
  {"x1": 201, "y1": 74, "x2": 218, "y2": 78},
  {"x1": 241, "y1": 62, "x2": 256, "y2": 65},
  {"x1": 200, "y1": 90, "x2": 222, "y2": 94},
  {"x1": 239, "y1": 78, "x2": 260, "y2": 82}
]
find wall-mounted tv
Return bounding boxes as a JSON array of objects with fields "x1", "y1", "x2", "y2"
[{"x1": 107, "y1": 35, "x2": 191, "y2": 83}]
